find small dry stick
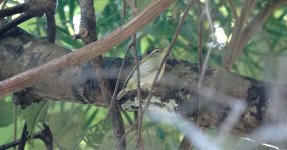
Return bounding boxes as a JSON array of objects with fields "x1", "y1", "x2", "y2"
[
  {"x1": 129, "y1": 0, "x2": 143, "y2": 149},
  {"x1": 198, "y1": 0, "x2": 217, "y2": 87},
  {"x1": 204, "y1": 0, "x2": 216, "y2": 39},
  {"x1": 105, "y1": 44, "x2": 132, "y2": 120},
  {"x1": 197, "y1": 0, "x2": 221, "y2": 128},
  {"x1": 195, "y1": 0, "x2": 203, "y2": 129},
  {"x1": 196, "y1": 0, "x2": 203, "y2": 72},
  {"x1": 129, "y1": 1, "x2": 144, "y2": 149},
  {"x1": 131, "y1": 34, "x2": 144, "y2": 150},
  {"x1": 122, "y1": 0, "x2": 127, "y2": 18},
  {"x1": 118, "y1": 119, "x2": 139, "y2": 146}
]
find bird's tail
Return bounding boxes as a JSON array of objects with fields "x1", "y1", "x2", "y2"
[{"x1": 116, "y1": 89, "x2": 127, "y2": 100}]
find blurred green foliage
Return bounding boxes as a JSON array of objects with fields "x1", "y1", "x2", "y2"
[{"x1": 1, "y1": 0, "x2": 287, "y2": 149}]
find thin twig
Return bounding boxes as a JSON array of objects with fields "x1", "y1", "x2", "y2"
[
  {"x1": 18, "y1": 123, "x2": 27, "y2": 150},
  {"x1": 118, "y1": 117, "x2": 139, "y2": 146},
  {"x1": 122, "y1": 0, "x2": 126, "y2": 18},
  {"x1": 196, "y1": 0, "x2": 203, "y2": 72},
  {"x1": 105, "y1": 44, "x2": 131, "y2": 120},
  {"x1": 195, "y1": 0, "x2": 203, "y2": 129},
  {"x1": 198, "y1": 25, "x2": 203, "y2": 72},
  {"x1": 0, "y1": 13, "x2": 33, "y2": 36},
  {"x1": 198, "y1": 0, "x2": 216, "y2": 87},
  {"x1": 131, "y1": 34, "x2": 143, "y2": 150},
  {"x1": 129, "y1": 1, "x2": 144, "y2": 149},
  {"x1": 134, "y1": 0, "x2": 137, "y2": 8},
  {"x1": 114, "y1": 38, "x2": 141, "y2": 149},
  {"x1": 204, "y1": 0, "x2": 215, "y2": 40},
  {"x1": 196, "y1": 0, "x2": 218, "y2": 87},
  {"x1": 0, "y1": 3, "x2": 27, "y2": 18},
  {"x1": 226, "y1": 0, "x2": 238, "y2": 22},
  {"x1": 195, "y1": 2, "x2": 216, "y2": 149}
]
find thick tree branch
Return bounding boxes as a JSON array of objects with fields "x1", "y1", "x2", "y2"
[
  {"x1": 1, "y1": 29, "x2": 287, "y2": 135},
  {"x1": 1, "y1": 2, "x2": 287, "y2": 145},
  {"x1": 0, "y1": 0, "x2": 176, "y2": 98}
]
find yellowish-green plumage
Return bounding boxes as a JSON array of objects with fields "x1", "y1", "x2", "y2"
[{"x1": 116, "y1": 48, "x2": 168, "y2": 100}]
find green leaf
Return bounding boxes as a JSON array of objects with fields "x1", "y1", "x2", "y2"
[
  {"x1": 0, "y1": 101, "x2": 14, "y2": 127},
  {"x1": 84, "y1": 108, "x2": 99, "y2": 129},
  {"x1": 49, "y1": 106, "x2": 86, "y2": 149},
  {"x1": 68, "y1": 0, "x2": 76, "y2": 23},
  {"x1": 57, "y1": 0, "x2": 67, "y2": 26},
  {"x1": 94, "y1": 0, "x2": 109, "y2": 13},
  {"x1": 20, "y1": 101, "x2": 49, "y2": 135},
  {"x1": 84, "y1": 119, "x2": 113, "y2": 149},
  {"x1": 152, "y1": 16, "x2": 177, "y2": 39}
]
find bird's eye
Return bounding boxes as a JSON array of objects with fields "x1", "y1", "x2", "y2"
[
  {"x1": 154, "y1": 49, "x2": 161, "y2": 54},
  {"x1": 147, "y1": 49, "x2": 162, "y2": 55}
]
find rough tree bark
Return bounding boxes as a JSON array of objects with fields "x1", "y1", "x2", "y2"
[{"x1": 1, "y1": 27, "x2": 287, "y2": 135}]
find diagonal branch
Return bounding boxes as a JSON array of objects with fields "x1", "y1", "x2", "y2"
[
  {"x1": 222, "y1": 0, "x2": 287, "y2": 70},
  {"x1": 237, "y1": 0, "x2": 287, "y2": 53},
  {"x1": 0, "y1": 0, "x2": 176, "y2": 98},
  {"x1": 222, "y1": 0, "x2": 256, "y2": 70}
]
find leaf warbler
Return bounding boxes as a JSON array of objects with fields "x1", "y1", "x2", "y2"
[{"x1": 116, "y1": 48, "x2": 168, "y2": 100}]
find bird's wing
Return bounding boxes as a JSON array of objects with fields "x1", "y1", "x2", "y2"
[{"x1": 123, "y1": 66, "x2": 136, "y2": 86}]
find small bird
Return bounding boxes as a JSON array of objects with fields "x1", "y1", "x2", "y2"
[{"x1": 116, "y1": 48, "x2": 168, "y2": 100}]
